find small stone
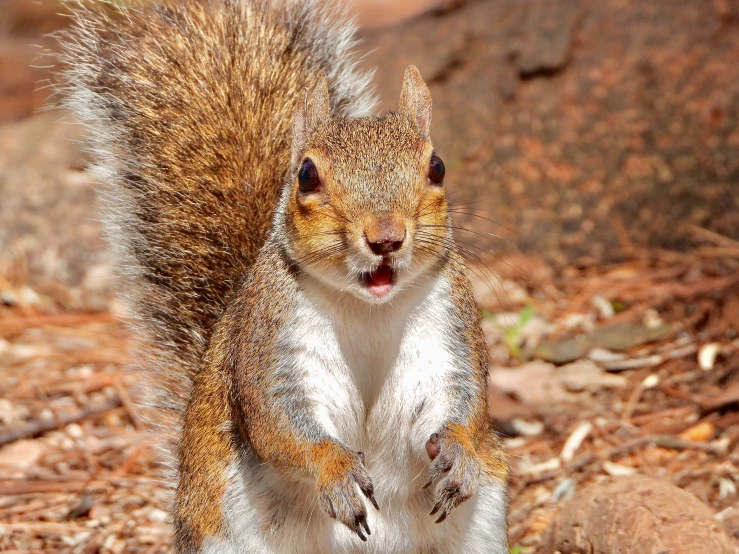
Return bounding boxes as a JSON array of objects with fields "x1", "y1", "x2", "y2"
[
  {"x1": 66, "y1": 422, "x2": 85, "y2": 439},
  {"x1": 642, "y1": 374, "x2": 660, "y2": 388}
]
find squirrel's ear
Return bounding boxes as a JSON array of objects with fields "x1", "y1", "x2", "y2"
[
  {"x1": 292, "y1": 73, "x2": 330, "y2": 167},
  {"x1": 399, "y1": 65, "x2": 432, "y2": 138}
]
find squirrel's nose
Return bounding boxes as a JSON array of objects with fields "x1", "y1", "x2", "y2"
[
  {"x1": 365, "y1": 218, "x2": 406, "y2": 255},
  {"x1": 367, "y1": 236, "x2": 405, "y2": 255}
]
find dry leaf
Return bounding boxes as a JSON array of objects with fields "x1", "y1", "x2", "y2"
[{"x1": 679, "y1": 421, "x2": 716, "y2": 442}]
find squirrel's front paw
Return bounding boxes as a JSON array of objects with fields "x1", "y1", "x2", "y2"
[
  {"x1": 423, "y1": 426, "x2": 481, "y2": 523},
  {"x1": 316, "y1": 450, "x2": 379, "y2": 541}
]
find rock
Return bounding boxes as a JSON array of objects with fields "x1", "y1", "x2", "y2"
[
  {"x1": 533, "y1": 321, "x2": 673, "y2": 365},
  {"x1": 543, "y1": 475, "x2": 736, "y2": 554},
  {"x1": 362, "y1": 0, "x2": 739, "y2": 263}
]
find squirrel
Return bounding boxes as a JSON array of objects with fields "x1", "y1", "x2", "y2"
[{"x1": 59, "y1": 0, "x2": 509, "y2": 552}]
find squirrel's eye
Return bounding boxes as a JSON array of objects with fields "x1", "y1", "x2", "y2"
[
  {"x1": 428, "y1": 154, "x2": 445, "y2": 185},
  {"x1": 298, "y1": 159, "x2": 320, "y2": 193}
]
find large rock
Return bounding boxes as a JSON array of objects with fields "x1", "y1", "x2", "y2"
[
  {"x1": 361, "y1": 0, "x2": 739, "y2": 263},
  {"x1": 0, "y1": 113, "x2": 111, "y2": 307},
  {"x1": 543, "y1": 475, "x2": 737, "y2": 554}
]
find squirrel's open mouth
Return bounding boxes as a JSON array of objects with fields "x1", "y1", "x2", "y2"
[{"x1": 361, "y1": 265, "x2": 395, "y2": 298}]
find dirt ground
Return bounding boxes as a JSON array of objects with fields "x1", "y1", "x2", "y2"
[{"x1": 1, "y1": 1, "x2": 738, "y2": 553}]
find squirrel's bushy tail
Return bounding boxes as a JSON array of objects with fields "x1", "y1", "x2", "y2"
[{"x1": 59, "y1": 0, "x2": 375, "y2": 453}]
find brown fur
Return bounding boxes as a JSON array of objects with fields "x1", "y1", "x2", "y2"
[
  {"x1": 174, "y1": 354, "x2": 233, "y2": 547},
  {"x1": 446, "y1": 254, "x2": 510, "y2": 483},
  {"x1": 176, "y1": 244, "x2": 298, "y2": 548}
]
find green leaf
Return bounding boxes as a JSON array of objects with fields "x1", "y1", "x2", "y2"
[{"x1": 517, "y1": 305, "x2": 535, "y2": 328}]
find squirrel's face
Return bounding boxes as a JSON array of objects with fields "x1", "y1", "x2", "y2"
[
  {"x1": 284, "y1": 67, "x2": 451, "y2": 304},
  {"x1": 286, "y1": 115, "x2": 450, "y2": 303}
]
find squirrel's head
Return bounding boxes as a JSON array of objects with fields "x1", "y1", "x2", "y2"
[{"x1": 283, "y1": 66, "x2": 450, "y2": 304}]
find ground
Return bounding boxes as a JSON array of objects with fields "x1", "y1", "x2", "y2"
[{"x1": 0, "y1": 1, "x2": 738, "y2": 553}]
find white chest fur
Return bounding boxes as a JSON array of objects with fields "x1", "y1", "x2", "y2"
[{"x1": 286, "y1": 274, "x2": 453, "y2": 474}]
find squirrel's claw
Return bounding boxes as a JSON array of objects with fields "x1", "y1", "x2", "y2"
[
  {"x1": 357, "y1": 529, "x2": 367, "y2": 542},
  {"x1": 429, "y1": 501, "x2": 441, "y2": 516},
  {"x1": 351, "y1": 510, "x2": 371, "y2": 541},
  {"x1": 423, "y1": 430, "x2": 480, "y2": 523},
  {"x1": 356, "y1": 477, "x2": 380, "y2": 512},
  {"x1": 317, "y1": 449, "x2": 377, "y2": 540},
  {"x1": 352, "y1": 455, "x2": 380, "y2": 512},
  {"x1": 360, "y1": 516, "x2": 371, "y2": 536}
]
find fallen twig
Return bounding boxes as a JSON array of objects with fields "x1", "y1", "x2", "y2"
[
  {"x1": 0, "y1": 312, "x2": 113, "y2": 336},
  {"x1": 0, "y1": 397, "x2": 122, "y2": 447},
  {"x1": 0, "y1": 475, "x2": 157, "y2": 495}
]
